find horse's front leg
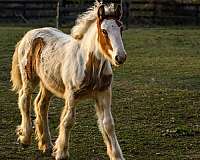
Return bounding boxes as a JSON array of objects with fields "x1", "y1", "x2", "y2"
[
  {"x1": 95, "y1": 88, "x2": 124, "y2": 160},
  {"x1": 52, "y1": 92, "x2": 76, "y2": 160}
]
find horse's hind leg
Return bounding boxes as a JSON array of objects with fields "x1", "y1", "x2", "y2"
[
  {"x1": 34, "y1": 82, "x2": 53, "y2": 153},
  {"x1": 16, "y1": 81, "x2": 33, "y2": 146}
]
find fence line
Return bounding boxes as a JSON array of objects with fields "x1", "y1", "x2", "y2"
[
  {"x1": 0, "y1": 0, "x2": 200, "y2": 25},
  {"x1": 129, "y1": 1, "x2": 200, "y2": 25}
]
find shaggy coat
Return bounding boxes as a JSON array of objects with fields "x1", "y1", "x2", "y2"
[{"x1": 11, "y1": 1, "x2": 127, "y2": 160}]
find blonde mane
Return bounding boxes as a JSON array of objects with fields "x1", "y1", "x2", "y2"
[{"x1": 71, "y1": 1, "x2": 118, "y2": 40}]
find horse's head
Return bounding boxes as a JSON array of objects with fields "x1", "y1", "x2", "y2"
[{"x1": 97, "y1": 4, "x2": 127, "y2": 66}]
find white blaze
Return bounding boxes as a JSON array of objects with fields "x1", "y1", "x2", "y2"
[{"x1": 101, "y1": 19, "x2": 126, "y2": 64}]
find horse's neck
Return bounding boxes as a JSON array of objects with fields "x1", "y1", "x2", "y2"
[
  {"x1": 74, "y1": 23, "x2": 112, "y2": 93},
  {"x1": 76, "y1": 50, "x2": 112, "y2": 94},
  {"x1": 79, "y1": 22, "x2": 113, "y2": 76},
  {"x1": 80, "y1": 22, "x2": 98, "y2": 55}
]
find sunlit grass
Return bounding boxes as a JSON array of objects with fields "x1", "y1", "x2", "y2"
[{"x1": 1, "y1": 26, "x2": 200, "y2": 159}]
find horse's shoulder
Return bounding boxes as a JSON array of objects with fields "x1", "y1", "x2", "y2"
[{"x1": 74, "y1": 53, "x2": 112, "y2": 99}]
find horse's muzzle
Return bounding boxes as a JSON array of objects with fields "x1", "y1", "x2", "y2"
[{"x1": 115, "y1": 54, "x2": 127, "y2": 65}]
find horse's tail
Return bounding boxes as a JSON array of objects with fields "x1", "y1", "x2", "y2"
[{"x1": 10, "y1": 41, "x2": 22, "y2": 93}]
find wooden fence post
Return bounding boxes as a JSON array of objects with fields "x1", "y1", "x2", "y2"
[
  {"x1": 23, "y1": 2, "x2": 26, "y2": 18},
  {"x1": 56, "y1": 0, "x2": 61, "y2": 28},
  {"x1": 195, "y1": 5, "x2": 199, "y2": 25},
  {"x1": 152, "y1": 1, "x2": 157, "y2": 24}
]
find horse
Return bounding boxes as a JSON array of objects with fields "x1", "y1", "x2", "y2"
[{"x1": 10, "y1": 1, "x2": 127, "y2": 160}]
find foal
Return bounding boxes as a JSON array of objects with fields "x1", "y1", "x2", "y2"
[{"x1": 11, "y1": 2, "x2": 127, "y2": 160}]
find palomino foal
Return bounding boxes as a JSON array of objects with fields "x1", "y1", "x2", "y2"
[{"x1": 11, "y1": 3, "x2": 127, "y2": 160}]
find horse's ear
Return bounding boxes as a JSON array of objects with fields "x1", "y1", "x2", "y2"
[
  {"x1": 115, "y1": 4, "x2": 122, "y2": 20},
  {"x1": 98, "y1": 5, "x2": 106, "y2": 21}
]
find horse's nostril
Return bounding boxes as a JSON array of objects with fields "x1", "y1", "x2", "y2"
[
  {"x1": 115, "y1": 55, "x2": 120, "y2": 63},
  {"x1": 115, "y1": 55, "x2": 126, "y2": 64}
]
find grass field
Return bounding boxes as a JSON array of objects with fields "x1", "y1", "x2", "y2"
[{"x1": 1, "y1": 26, "x2": 200, "y2": 160}]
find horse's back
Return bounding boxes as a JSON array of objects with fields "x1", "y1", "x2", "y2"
[
  {"x1": 24, "y1": 27, "x2": 71, "y2": 46},
  {"x1": 17, "y1": 27, "x2": 72, "y2": 59},
  {"x1": 16, "y1": 27, "x2": 73, "y2": 97}
]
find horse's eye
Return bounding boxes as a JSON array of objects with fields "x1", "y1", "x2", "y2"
[{"x1": 102, "y1": 29, "x2": 108, "y2": 36}]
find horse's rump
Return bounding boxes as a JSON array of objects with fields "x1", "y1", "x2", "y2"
[
  {"x1": 25, "y1": 38, "x2": 45, "y2": 81},
  {"x1": 11, "y1": 28, "x2": 72, "y2": 97}
]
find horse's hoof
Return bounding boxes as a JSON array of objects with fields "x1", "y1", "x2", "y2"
[
  {"x1": 52, "y1": 150, "x2": 69, "y2": 160},
  {"x1": 16, "y1": 135, "x2": 31, "y2": 146},
  {"x1": 44, "y1": 147, "x2": 53, "y2": 156},
  {"x1": 16, "y1": 127, "x2": 24, "y2": 136}
]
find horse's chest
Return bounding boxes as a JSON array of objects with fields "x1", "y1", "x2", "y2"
[
  {"x1": 84, "y1": 73, "x2": 112, "y2": 90},
  {"x1": 74, "y1": 72, "x2": 112, "y2": 99},
  {"x1": 74, "y1": 52, "x2": 112, "y2": 99}
]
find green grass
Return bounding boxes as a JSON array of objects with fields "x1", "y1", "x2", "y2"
[{"x1": 1, "y1": 26, "x2": 200, "y2": 159}]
